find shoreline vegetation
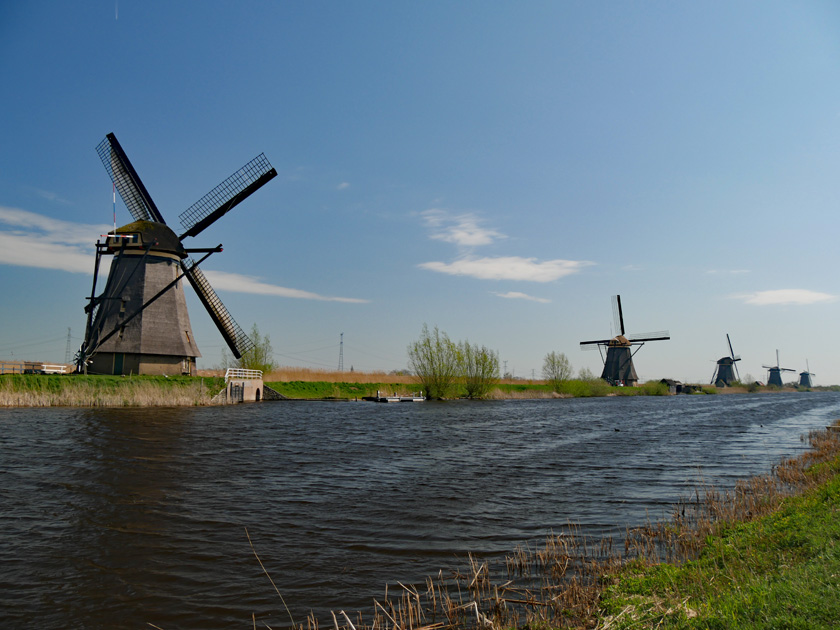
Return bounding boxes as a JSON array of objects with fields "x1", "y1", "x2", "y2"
[
  {"x1": 264, "y1": 421, "x2": 840, "y2": 630},
  {"x1": 0, "y1": 368, "x2": 835, "y2": 407}
]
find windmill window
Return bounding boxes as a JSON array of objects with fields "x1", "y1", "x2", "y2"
[
  {"x1": 118, "y1": 326, "x2": 125, "y2": 340},
  {"x1": 185, "y1": 330, "x2": 191, "y2": 343}
]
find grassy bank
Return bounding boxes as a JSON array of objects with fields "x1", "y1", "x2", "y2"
[
  {"x1": 598, "y1": 425, "x2": 840, "y2": 629},
  {"x1": 284, "y1": 423, "x2": 840, "y2": 630},
  {"x1": 0, "y1": 374, "x2": 225, "y2": 407},
  {"x1": 0, "y1": 369, "x2": 824, "y2": 406}
]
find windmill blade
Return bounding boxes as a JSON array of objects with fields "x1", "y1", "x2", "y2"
[
  {"x1": 580, "y1": 341, "x2": 607, "y2": 350},
  {"x1": 611, "y1": 295, "x2": 625, "y2": 336},
  {"x1": 734, "y1": 360, "x2": 741, "y2": 382},
  {"x1": 727, "y1": 333, "x2": 736, "y2": 360},
  {"x1": 732, "y1": 355, "x2": 742, "y2": 362},
  {"x1": 628, "y1": 330, "x2": 670, "y2": 342},
  {"x1": 180, "y1": 259, "x2": 255, "y2": 359},
  {"x1": 96, "y1": 133, "x2": 165, "y2": 224},
  {"x1": 178, "y1": 153, "x2": 277, "y2": 240}
]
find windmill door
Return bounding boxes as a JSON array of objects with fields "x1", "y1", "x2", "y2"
[{"x1": 113, "y1": 353, "x2": 124, "y2": 375}]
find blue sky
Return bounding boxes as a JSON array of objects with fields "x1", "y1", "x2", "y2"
[{"x1": 1, "y1": 1, "x2": 839, "y2": 384}]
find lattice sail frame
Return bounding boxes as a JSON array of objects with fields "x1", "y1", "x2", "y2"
[
  {"x1": 178, "y1": 153, "x2": 276, "y2": 239},
  {"x1": 181, "y1": 259, "x2": 256, "y2": 359}
]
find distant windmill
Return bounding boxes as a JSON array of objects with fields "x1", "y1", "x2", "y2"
[
  {"x1": 799, "y1": 360, "x2": 815, "y2": 388},
  {"x1": 711, "y1": 334, "x2": 741, "y2": 387},
  {"x1": 580, "y1": 295, "x2": 670, "y2": 386},
  {"x1": 762, "y1": 350, "x2": 795, "y2": 387},
  {"x1": 78, "y1": 133, "x2": 277, "y2": 375}
]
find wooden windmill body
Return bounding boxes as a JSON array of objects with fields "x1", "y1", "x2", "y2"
[
  {"x1": 762, "y1": 350, "x2": 795, "y2": 387},
  {"x1": 711, "y1": 334, "x2": 741, "y2": 387},
  {"x1": 799, "y1": 360, "x2": 815, "y2": 388},
  {"x1": 79, "y1": 133, "x2": 276, "y2": 375},
  {"x1": 580, "y1": 295, "x2": 670, "y2": 386}
]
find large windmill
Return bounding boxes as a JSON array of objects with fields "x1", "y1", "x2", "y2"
[
  {"x1": 711, "y1": 334, "x2": 741, "y2": 387},
  {"x1": 762, "y1": 350, "x2": 795, "y2": 387},
  {"x1": 580, "y1": 295, "x2": 670, "y2": 386},
  {"x1": 78, "y1": 133, "x2": 277, "y2": 376},
  {"x1": 799, "y1": 360, "x2": 815, "y2": 388}
]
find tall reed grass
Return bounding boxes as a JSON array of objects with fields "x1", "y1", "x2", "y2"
[
  {"x1": 0, "y1": 375, "x2": 224, "y2": 407},
  {"x1": 254, "y1": 422, "x2": 840, "y2": 630}
]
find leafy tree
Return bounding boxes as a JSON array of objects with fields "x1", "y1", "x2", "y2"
[
  {"x1": 221, "y1": 324, "x2": 276, "y2": 374},
  {"x1": 543, "y1": 351, "x2": 573, "y2": 392},
  {"x1": 407, "y1": 324, "x2": 460, "y2": 399},
  {"x1": 459, "y1": 340, "x2": 500, "y2": 399}
]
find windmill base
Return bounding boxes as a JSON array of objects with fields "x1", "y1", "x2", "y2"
[{"x1": 87, "y1": 352, "x2": 196, "y2": 376}]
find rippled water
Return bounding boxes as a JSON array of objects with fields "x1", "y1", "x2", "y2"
[{"x1": 2, "y1": 392, "x2": 839, "y2": 629}]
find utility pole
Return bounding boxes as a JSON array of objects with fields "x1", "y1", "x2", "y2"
[
  {"x1": 338, "y1": 332, "x2": 344, "y2": 372},
  {"x1": 64, "y1": 328, "x2": 73, "y2": 364}
]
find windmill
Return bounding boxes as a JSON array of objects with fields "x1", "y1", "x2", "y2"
[
  {"x1": 762, "y1": 350, "x2": 795, "y2": 387},
  {"x1": 78, "y1": 132, "x2": 277, "y2": 375},
  {"x1": 711, "y1": 334, "x2": 741, "y2": 387},
  {"x1": 579, "y1": 295, "x2": 670, "y2": 386},
  {"x1": 799, "y1": 360, "x2": 815, "y2": 388}
]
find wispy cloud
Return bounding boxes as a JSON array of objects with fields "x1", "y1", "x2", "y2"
[
  {"x1": 337, "y1": 182, "x2": 350, "y2": 190},
  {"x1": 202, "y1": 270, "x2": 369, "y2": 303},
  {"x1": 420, "y1": 209, "x2": 505, "y2": 247},
  {"x1": 492, "y1": 291, "x2": 551, "y2": 303},
  {"x1": 34, "y1": 189, "x2": 72, "y2": 205},
  {"x1": 0, "y1": 206, "x2": 109, "y2": 273},
  {"x1": 707, "y1": 269, "x2": 751, "y2": 275},
  {"x1": 735, "y1": 289, "x2": 837, "y2": 305},
  {"x1": 419, "y1": 256, "x2": 593, "y2": 282}
]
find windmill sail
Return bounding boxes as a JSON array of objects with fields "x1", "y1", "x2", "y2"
[
  {"x1": 178, "y1": 153, "x2": 277, "y2": 239},
  {"x1": 580, "y1": 294, "x2": 670, "y2": 386},
  {"x1": 96, "y1": 133, "x2": 164, "y2": 224},
  {"x1": 180, "y1": 259, "x2": 255, "y2": 359}
]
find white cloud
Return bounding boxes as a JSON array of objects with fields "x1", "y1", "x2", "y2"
[
  {"x1": 202, "y1": 270, "x2": 369, "y2": 303},
  {"x1": 420, "y1": 209, "x2": 505, "y2": 247},
  {"x1": 735, "y1": 289, "x2": 837, "y2": 305},
  {"x1": 419, "y1": 256, "x2": 594, "y2": 282},
  {"x1": 492, "y1": 291, "x2": 551, "y2": 303},
  {"x1": 0, "y1": 206, "x2": 109, "y2": 273},
  {"x1": 337, "y1": 182, "x2": 350, "y2": 190}
]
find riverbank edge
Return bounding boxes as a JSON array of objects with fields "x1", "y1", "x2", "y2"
[
  {"x1": 594, "y1": 424, "x2": 840, "y2": 629},
  {"x1": 0, "y1": 373, "x2": 822, "y2": 407}
]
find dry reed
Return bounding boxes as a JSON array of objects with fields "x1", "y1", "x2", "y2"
[
  {"x1": 0, "y1": 379, "x2": 219, "y2": 407},
  {"x1": 253, "y1": 422, "x2": 840, "y2": 630}
]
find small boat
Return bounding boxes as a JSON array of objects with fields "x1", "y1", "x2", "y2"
[{"x1": 363, "y1": 391, "x2": 425, "y2": 403}]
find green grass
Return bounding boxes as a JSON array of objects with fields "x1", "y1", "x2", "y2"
[
  {"x1": 265, "y1": 380, "x2": 419, "y2": 399},
  {"x1": 599, "y1": 458, "x2": 840, "y2": 629}
]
